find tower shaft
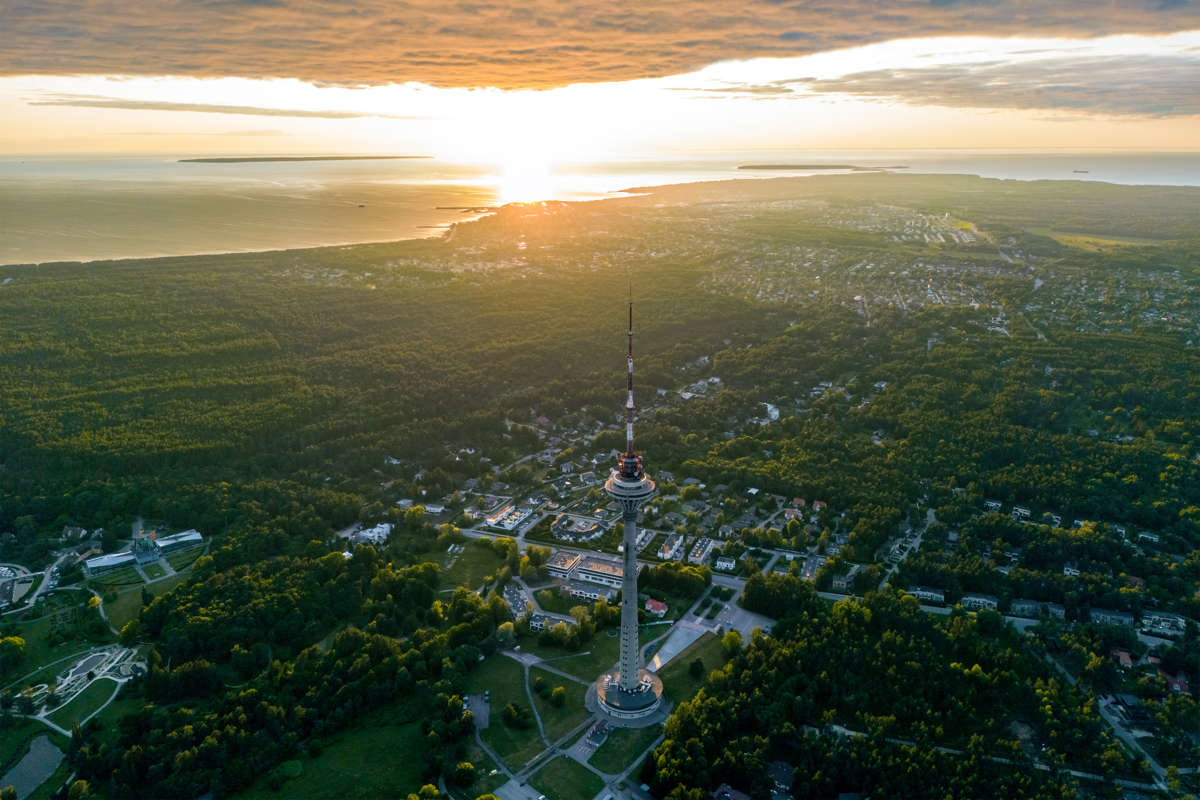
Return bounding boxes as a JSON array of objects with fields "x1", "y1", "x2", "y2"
[
  {"x1": 604, "y1": 300, "x2": 655, "y2": 698},
  {"x1": 618, "y1": 501, "x2": 641, "y2": 692}
]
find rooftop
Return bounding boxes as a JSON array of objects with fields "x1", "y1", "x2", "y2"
[{"x1": 578, "y1": 555, "x2": 623, "y2": 577}]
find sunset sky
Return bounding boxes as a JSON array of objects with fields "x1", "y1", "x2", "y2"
[{"x1": 1, "y1": 1, "x2": 1198, "y2": 160}]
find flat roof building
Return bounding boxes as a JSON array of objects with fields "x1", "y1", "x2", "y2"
[
  {"x1": 961, "y1": 593, "x2": 999, "y2": 611},
  {"x1": 577, "y1": 555, "x2": 626, "y2": 588},
  {"x1": 84, "y1": 552, "x2": 136, "y2": 577},
  {"x1": 547, "y1": 551, "x2": 581, "y2": 579},
  {"x1": 907, "y1": 585, "x2": 945, "y2": 604},
  {"x1": 156, "y1": 529, "x2": 204, "y2": 551}
]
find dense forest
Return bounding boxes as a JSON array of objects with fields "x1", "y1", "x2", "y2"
[{"x1": 651, "y1": 578, "x2": 1129, "y2": 799}]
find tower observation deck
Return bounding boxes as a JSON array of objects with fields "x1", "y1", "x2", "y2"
[{"x1": 595, "y1": 302, "x2": 663, "y2": 719}]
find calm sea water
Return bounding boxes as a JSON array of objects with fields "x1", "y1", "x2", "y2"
[{"x1": 2, "y1": 150, "x2": 1198, "y2": 265}]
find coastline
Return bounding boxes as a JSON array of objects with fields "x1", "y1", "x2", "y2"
[{"x1": 4, "y1": 169, "x2": 1199, "y2": 269}]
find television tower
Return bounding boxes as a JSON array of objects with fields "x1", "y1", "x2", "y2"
[{"x1": 596, "y1": 301, "x2": 663, "y2": 719}]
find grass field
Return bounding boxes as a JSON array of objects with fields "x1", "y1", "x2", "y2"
[
  {"x1": 462, "y1": 655, "x2": 544, "y2": 771},
  {"x1": 530, "y1": 756, "x2": 605, "y2": 800},
  {"x1": 458, "y1": 739, "x2": 507, "y2": 798},
  {"x1": 532, "y1": 588, "x2": 572, "y2": 615},
  {"x1": 103, "y1": 573, "x2": 187, "y2": 631},
  {"x1": 141, "y1": 562, "x2": 167, "y2": 580},
  {"x1": 87, "y1": 566, "x2": 144, "y2": 591},
  {"x1": 441, "y1": 545, "x2": 504, "y2": 591},
  {"x1": 656, "y1": 632, "x2": 726, "y2": 705},
  {"x1": 165, "y1": 546, "x2": 205, "y2": 571},
  {"x1": 47, "y1": 677, "x2": 119, "y2": 728},
  {"x1": 88, "y1": 692, "x2": 143, "y2": 748},
  {"x1": 234, "y1": 719, "x2": 426, "y2": 800},
  {"x1": 1036, "y1": 229, "x2": 1161, "y2": 251},
  {"x1": 589, "y1": 724, "x2": 663, "y2": 775},
  {"x1": 11, "y1": 615, "x2": 107, "y2": 681},
  {"x1": 520, "y1": 629, "x2": 622, "y2": 682},
  {"x1": 528, "y1": 667, "x2": 590, "y2": 742}
]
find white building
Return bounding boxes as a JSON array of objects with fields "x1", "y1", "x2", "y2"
[
  {"x1": 547, "y1": 551, "x2": 581, "y2": 579},
  {"x1": 576, "y1": 555, "x2": 626, "y2": 588},
  {"x1": 354, "y1": 523, "x2": 393, "y2": 545},
  {"x1": 688, "y1": 537, "x2": 715, "y2": 565},
  {"x1": 961, "y1": 593, "x2": 999, "y2": 611},
  {"x1": 658, "y1": 533, "x2": 685, "y2": 561},
  {"x1": 84, "y1": 552, "x2": 136, "y2": 577},
  {"x1": 155, "y1": 529, "x2": 204, "y2": 552},
  {"x1": 907, "y1": 586, "x2": 945, "y2": 604}
]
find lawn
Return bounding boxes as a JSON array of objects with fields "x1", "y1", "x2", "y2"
[
  {"x1": 456, "y1": 739, "x2": 507, "y2": 799},
  {"x1": 520, "y1": 628, "x2": 622, "y2": 682},
  {"x1": 532, "y1": 587, "x2": 572, "y2": 615},
  {"x1": 441, "y1": 545, "x2": 505, "y2": 591},
  {"x1": 462, "y1": 655, "x2": 545, "y2": 771},
  {"x1": 656, "y1": 632, "x2": 727, "y2": 705},
  {"x1": 87, "y1": 566, "x2": 144, "y2": 591},
  {"x1": 530, "y1": 756, "x2": 605, "y2": 800},
  {"x1": 47, "y1": 677, "x2": 119, "y2": 728},
  {"x1": 528, "y1": 668, "x2": 590, "y2": 743},
  {"x1": 11, "y1": 615, "x2": 106, "y2": 683},
  {"x1": 103, "y1": 573, "x2": 187, "y2": 631},
  {"x1": 141, "y1": 562, "x2": 167, "y2": 580},
  {"x1": 234, "y1": 719, "x2": 426, "y2": 800},
  {"x1": 87, "y1": 692, "x2": 144, "y2": 749},
  {"x1": 589, "y1": 724, "x2": 663, "y2": 775},
  {"x1": 165, "y1": 546, "x2": 205, "y2": 571}
]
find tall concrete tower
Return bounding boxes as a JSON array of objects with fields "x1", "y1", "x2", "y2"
[{"x1": 596, "y1": 302, "x2": 663, "y2": 719}]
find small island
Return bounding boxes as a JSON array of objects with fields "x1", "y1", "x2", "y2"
[{"x1": 179, "y1": 155, "x2": 430, "y2": 163}]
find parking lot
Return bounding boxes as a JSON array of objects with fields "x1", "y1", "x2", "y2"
[{"x1": 464, "y1": 692, "x2": 491, "y2": 728}]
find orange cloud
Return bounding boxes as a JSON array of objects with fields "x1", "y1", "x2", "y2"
[{"x1": 2, "y1": 1, "x2": 1198, "y2": 89}]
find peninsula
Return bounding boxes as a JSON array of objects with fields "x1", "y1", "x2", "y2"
[{"x1": 178, "y1": 155, "x2": 429, "y2": 163}]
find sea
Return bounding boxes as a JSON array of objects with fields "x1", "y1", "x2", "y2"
[{"x1": 3, "y1": 150, "x2": 1199, "y2": 266}]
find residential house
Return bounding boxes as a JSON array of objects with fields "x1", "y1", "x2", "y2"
[
  {"x1": 907, "y1": 586, "x2": 945, "y2": 604},
  {"x1": 961, "y1": 593, "x2": 999, "y2": 612},
  {"x1": 1091, "y1": 608, "x2": 1134, "y2": 627}
]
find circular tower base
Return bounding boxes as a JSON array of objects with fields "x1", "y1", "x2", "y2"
[{"x1": 594, "y1": 669, "x2": 664, "y2": 720}]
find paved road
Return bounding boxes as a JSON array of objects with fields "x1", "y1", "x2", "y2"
[{"x1": 3, "y1": 554, "x2": 70, "y2": 616}]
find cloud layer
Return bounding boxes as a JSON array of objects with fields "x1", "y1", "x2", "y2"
[
  {"x1": 795, "y1": 55, "x2": 1200, "y2": 116},
  {"x1": 27, "y1": 93, "x2": 425, "y2": 118},
  {"x1": 2, "y1": 1, "x2": 1198, "y2": 89},
  {"x1": 691, "y1": 54, "x2": 1200, "y2": 116}
]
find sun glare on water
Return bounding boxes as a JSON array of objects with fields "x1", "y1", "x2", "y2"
[{"x1": 496, "y1": 153, "x2": 555, "y2": 204}]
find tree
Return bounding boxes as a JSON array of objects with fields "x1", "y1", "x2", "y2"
[
  {"x1": 721, "y1": 630, "x2": 742, "y2": 658},
  {"x1": 689, "y1": 658, "x2": 705, "y2": 678},
  {"x1": 496, "y1": 621, "x2": 516, "y2": 646},
  {"x1": 550, "y1": 686, "x2": 566, "y2": 707},
  {"x1": 452, "y1": 761, "x2": 475, "y2": 786},
  {"x1": 0, "y1": 637, "x2": 24, "y2": 672},
  {"x1": 67, "y1": 780, "x2": 90, "y2": 800}
]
